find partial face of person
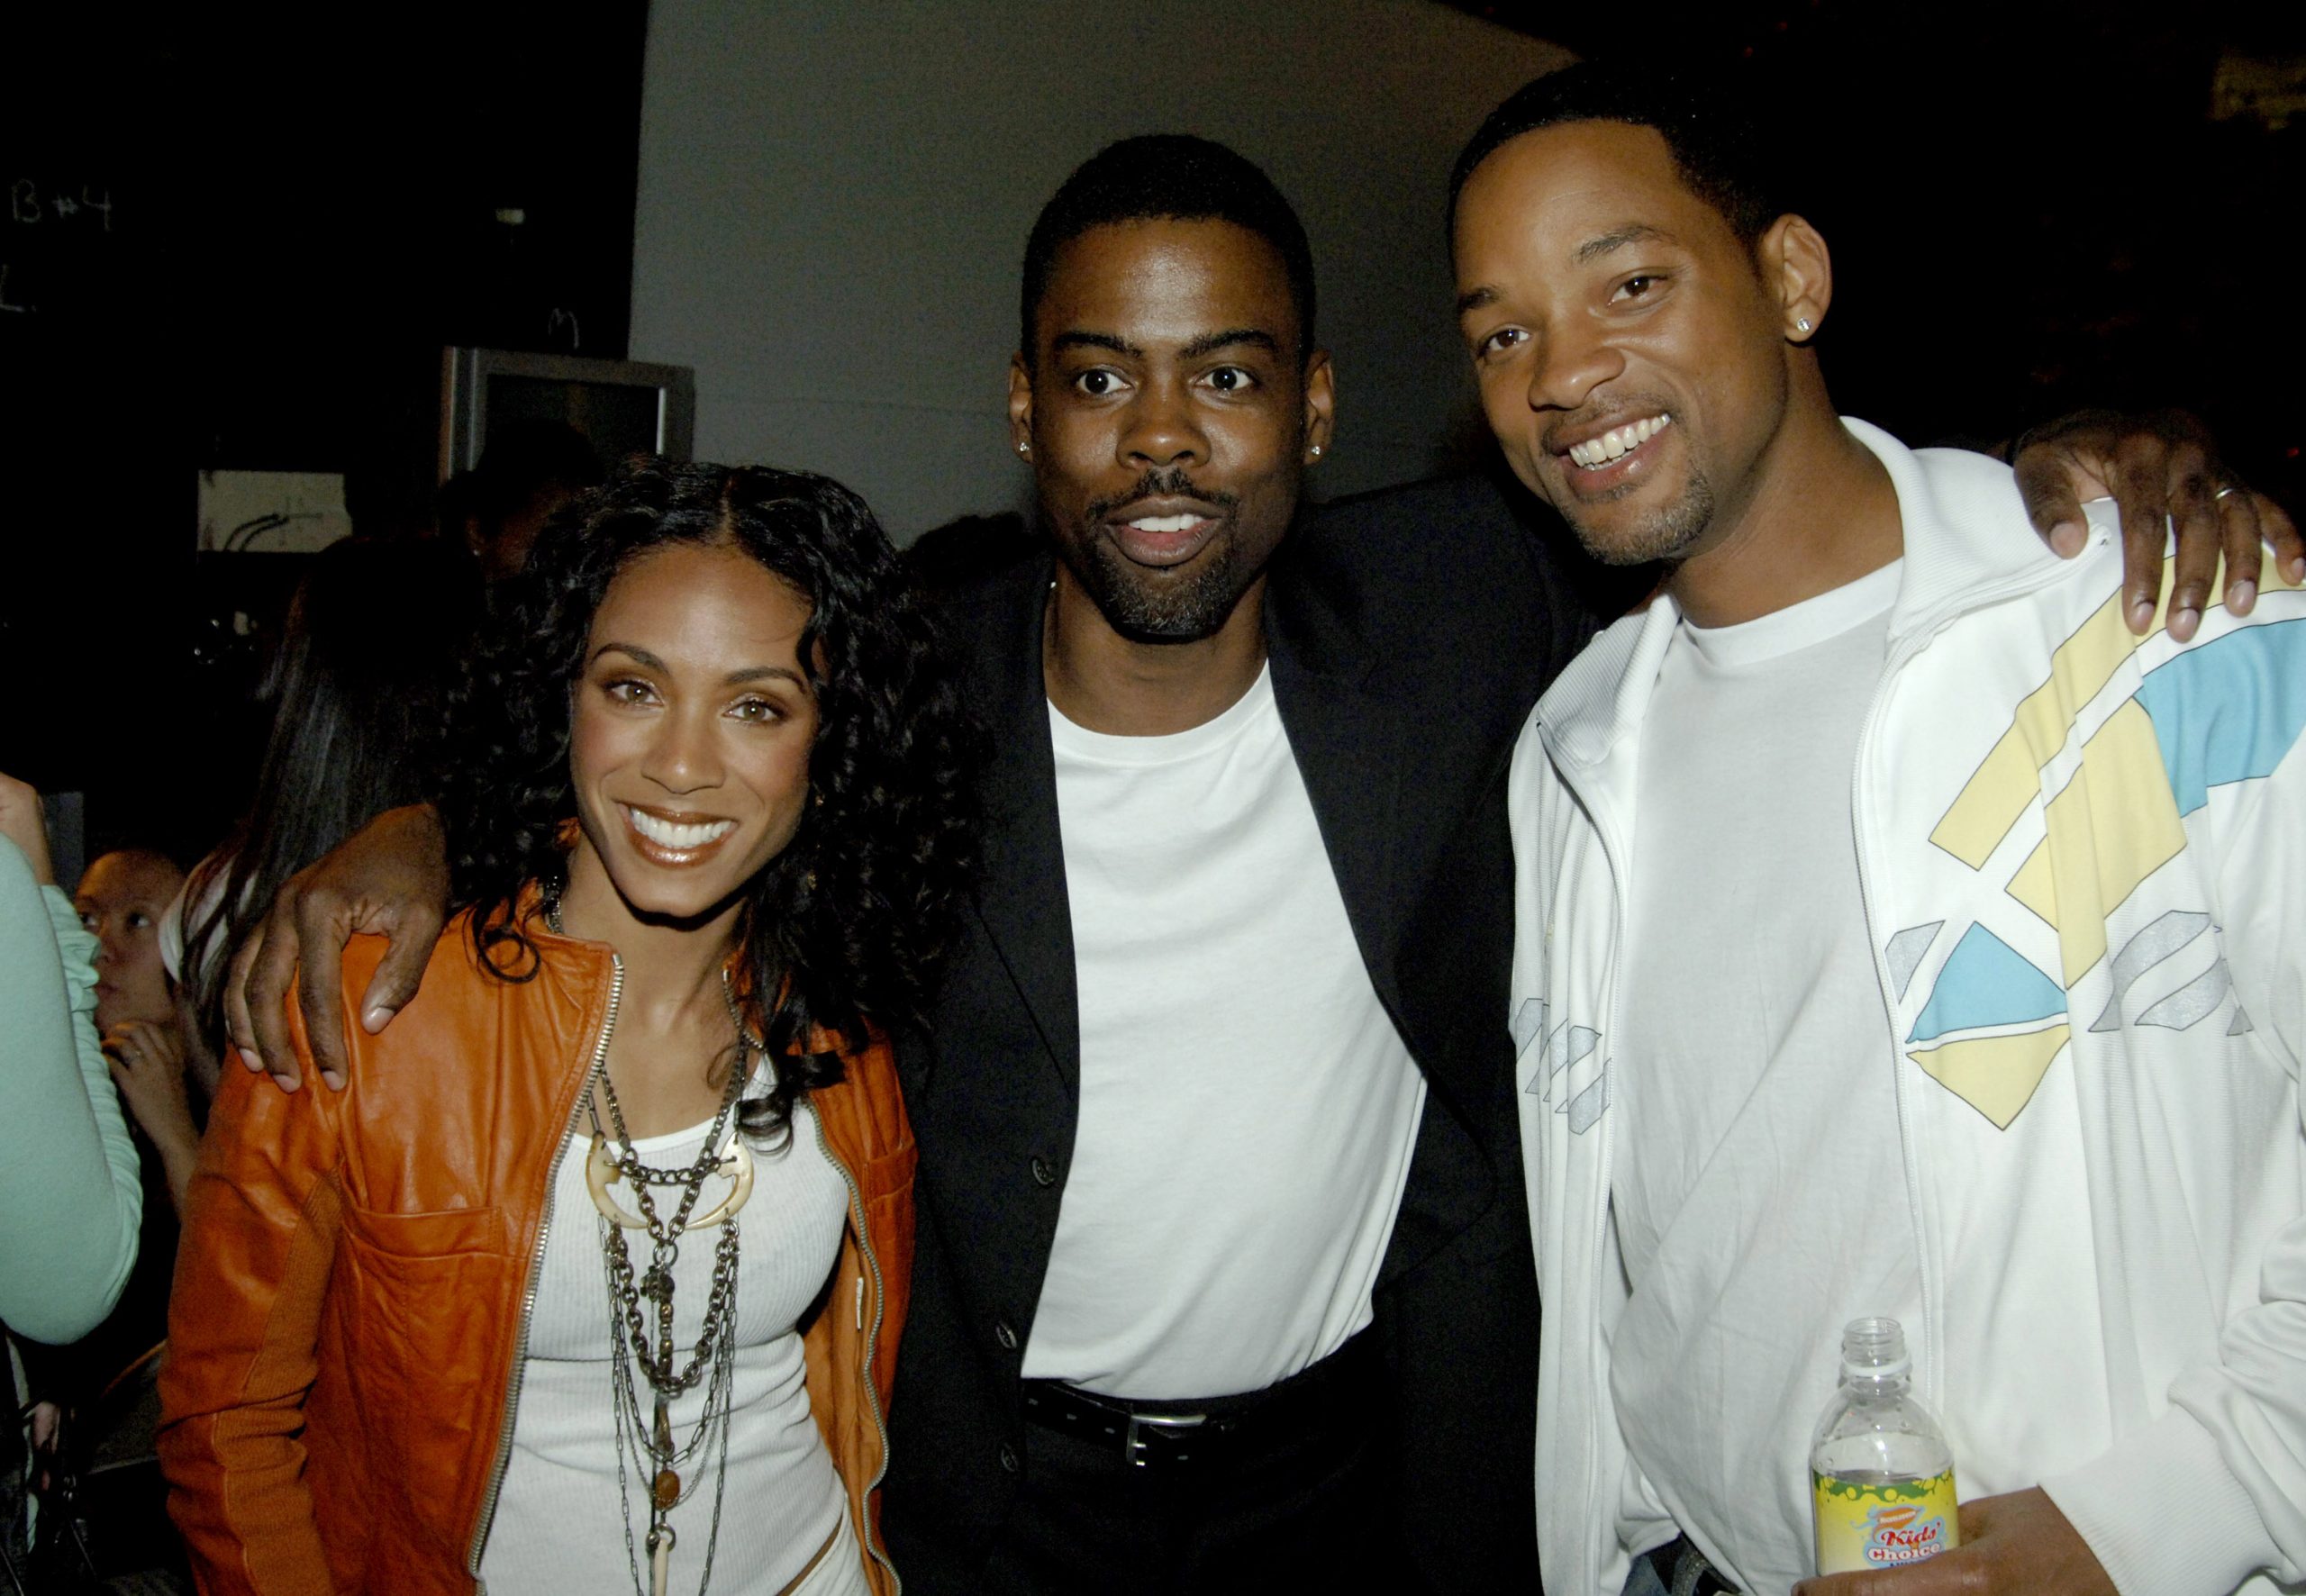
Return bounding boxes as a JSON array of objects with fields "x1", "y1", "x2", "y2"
[
  {"x1": 76, "y1": 850, "x2": 184, "y2": 1030},
  {"x1": 567, "y1": 541, "x2": 821, "y2": 924},
  {"x1": 1012, "y1": 217, "x2": 1333, "y2": 641},
  {"x1": 1453, "y1": 120, "x2": 1793, "y2": 566}
]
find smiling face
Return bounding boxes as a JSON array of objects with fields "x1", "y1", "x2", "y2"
[
  {"x1": 563, "y1": 540, "x2": 820, "y2": 930},
  {"x1": 77, "y1": 849, "x2": 185, "y2": 1030},
  {"x1": 1011, "y1": 217, "x2": 1333, "y2": 643},
  {"x1": 1453, "y1": 119, "x2": 1799, "y2": 567}
]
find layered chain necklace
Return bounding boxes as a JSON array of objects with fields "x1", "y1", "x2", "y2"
[{"x1": 554, "y1": 900, "x2": 759, "y2": 1596}]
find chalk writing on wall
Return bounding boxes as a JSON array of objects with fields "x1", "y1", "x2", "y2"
[{"x1": 3, "y1": 179, "x2": 119, "y2": 315}]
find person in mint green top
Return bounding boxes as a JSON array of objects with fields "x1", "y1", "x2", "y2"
[{"x1": 0, "y1": 772, "x2": 142, "y2": 1344}]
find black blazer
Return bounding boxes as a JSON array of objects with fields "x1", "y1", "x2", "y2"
[{"x1": 882, "y1": 474, "x2": 1621, "y2": 1591}]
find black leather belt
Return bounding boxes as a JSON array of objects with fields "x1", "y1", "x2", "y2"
[
  {"x1": 1021, "y1": 1331, "x2": 1377, "y2": 1470},
  {"x1": 1638, "y1": 1537, "x2": 1740, "y2": 1596}
]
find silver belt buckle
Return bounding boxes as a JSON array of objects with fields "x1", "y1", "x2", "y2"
[{"x1": 1123, "y1": 1409, "x2": 1206, "y2": 1467}]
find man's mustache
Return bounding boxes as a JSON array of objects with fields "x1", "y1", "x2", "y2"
[{"x1": 1086, "y1": 468, "x2": 1240, "y2": 523}]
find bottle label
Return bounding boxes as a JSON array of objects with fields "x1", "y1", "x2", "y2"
[{"x1": 1811, "y1": 1469, "x2": 1959, "y2": 1574}]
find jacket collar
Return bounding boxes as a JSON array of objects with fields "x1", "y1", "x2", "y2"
[
  {"x1": 496, "y1": 878, "x2": 857, "y2": 1055},
  {"x1": 1537, "y1": 417, "x2": 2060, "y2": 776},
  {"x1": 1263, "y1": 532, "x2": 1410, "y2": 1009}
]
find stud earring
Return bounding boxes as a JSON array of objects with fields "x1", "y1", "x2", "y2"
[
  {"x1": 1017, "y1": 440, "x2": 1030, "y2": 456},
  {"x1": 1795, "y1": 317, "x2": 1813, "y2": 335},
  {"x1": 1310, "y1": 444, "x2": 1323, "y2": 458}
]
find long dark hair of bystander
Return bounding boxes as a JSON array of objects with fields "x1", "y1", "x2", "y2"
[{"x1": 179, "y1": 538, "x2": 483, "y2": 1053}]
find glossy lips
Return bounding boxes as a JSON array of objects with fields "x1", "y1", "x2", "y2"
[{"x1": 618, "y1": 803, "x2": 738, "y2": 867}]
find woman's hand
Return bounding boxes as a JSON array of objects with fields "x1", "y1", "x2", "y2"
[{"x1": 104, "y1": 1016, "x2": 203, "y2": 1212}]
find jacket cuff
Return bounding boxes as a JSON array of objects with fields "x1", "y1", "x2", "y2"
[{"x1": 2041, "y1": 1406, "x2": 2276, "y2": 1596}]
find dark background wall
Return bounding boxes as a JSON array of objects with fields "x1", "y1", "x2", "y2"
[{"x1": 2, "y1": 3, "x2": 648, "y2": 861}]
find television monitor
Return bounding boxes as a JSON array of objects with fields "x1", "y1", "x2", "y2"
[{"x1": 440, "y1": 348, "x2": 695, "y2": 480}]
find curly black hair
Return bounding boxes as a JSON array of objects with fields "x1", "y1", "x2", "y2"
[{"x1": 439, "y1": 457, "x2": 977, "y2": 1138}]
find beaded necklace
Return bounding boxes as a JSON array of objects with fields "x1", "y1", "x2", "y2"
[{"x1": 551, "y1": 897, "x2": 758, "y2": 1596}]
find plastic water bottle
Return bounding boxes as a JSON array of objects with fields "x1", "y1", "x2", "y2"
[{"x1": 1811, "y1": 1317, "x2": 1960, "y2": 1574}]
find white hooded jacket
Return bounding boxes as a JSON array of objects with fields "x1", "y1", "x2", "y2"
[{"x1": 1510, "y1": 420, "x2": 2306, "y2": 1596}]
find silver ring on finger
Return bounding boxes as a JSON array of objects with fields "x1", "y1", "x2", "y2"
[{"x1": 2214, "y1": 485, "x2": 2240, "y2": 501}]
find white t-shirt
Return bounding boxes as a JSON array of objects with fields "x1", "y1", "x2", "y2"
[
  {"x1": 1022, "y1": 664, "x2": 1428, "y2": 1401},
  {"x1": 478, "y1": 1087, "x2": 864, "y2": 1596},
  {"x1": 1609, "y1": 561, "x2": 1923, "y2": 1592}
]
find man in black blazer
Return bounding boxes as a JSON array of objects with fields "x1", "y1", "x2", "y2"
[{"x1": 877, "y1": 134, "x2": 1611, "y2": 1592}]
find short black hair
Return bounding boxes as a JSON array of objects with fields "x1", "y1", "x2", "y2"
[
  {"x1": 1448, "y1": 62, "x2": 1784, "y2": 246},
  {"x1": 1020, "y1": 134, "x2": 1317, "y2": 365}
]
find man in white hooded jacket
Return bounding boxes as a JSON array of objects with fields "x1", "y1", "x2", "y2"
[{"x1": 1454, "y1": 63, "x2": 2306, "y2": 1596}]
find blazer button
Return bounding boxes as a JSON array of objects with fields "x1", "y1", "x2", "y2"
[
  {"x1": 995, "y1": 1318, "x2": 1019, "y2": 1351},
  {"x1": 1030, "y1": 1155, "x2": 1058, "y2": 1187},
  {"x1": 999, "y1": 1441, "x2": 1020, "y2": 1474}
]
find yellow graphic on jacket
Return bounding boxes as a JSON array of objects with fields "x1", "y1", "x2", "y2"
[{"x1": 1896, "y1": 550, "x2": 2306, "y2": 1129}]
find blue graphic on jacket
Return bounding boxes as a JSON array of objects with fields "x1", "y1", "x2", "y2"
[{"x1": 2134, "y1": 618, "x2": 2306, "y2": 816}]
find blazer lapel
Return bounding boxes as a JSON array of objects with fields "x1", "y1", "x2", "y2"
[
  {"x1": 1267, "y1": 549, "x2": 1508, "y2": 1291},
  {"x1": 960, "y1": 557, "x2": 1084, "y2": 1096},
  {"x1": 1265, "y1": 563, "x2": 1411, "y2": 1017}
]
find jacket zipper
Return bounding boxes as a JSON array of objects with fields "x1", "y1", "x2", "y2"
[
  {"x1": 1538, "y1": 745, "x2": 1633, "y2": 1588},
  {"x1": 808, "y1": 1096, "x2": 901, "y2": 1595},
  {"x1": 1854, "y1": 556, "x2": 2084, "y2": 1416},
  {"x1": 1848, "y1": 645, "x2": 1940, "y2": 1411},
  {"x1": 468, "y1": 952, "x2": 624, "y2": 1590}
]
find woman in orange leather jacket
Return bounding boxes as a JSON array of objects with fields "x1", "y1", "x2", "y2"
[{"x1": 160, "y1": 461, "x2": 976, "y2": 1596}]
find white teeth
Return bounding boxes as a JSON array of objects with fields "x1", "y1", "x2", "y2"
[
  {"x1": 1126, "y1": 513, "x2": 1203, "y2": 533},
  {"x1": 625, "y1": 807, "x2": 735, "y2": 850},
  {"x1": 1566, "y1": 413, "x2": 1671, "y2": 468}
]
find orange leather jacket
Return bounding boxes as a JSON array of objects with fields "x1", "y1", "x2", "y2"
[{"x1": 159, "y1": 906, "x2": 914, "y2": 1596}]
